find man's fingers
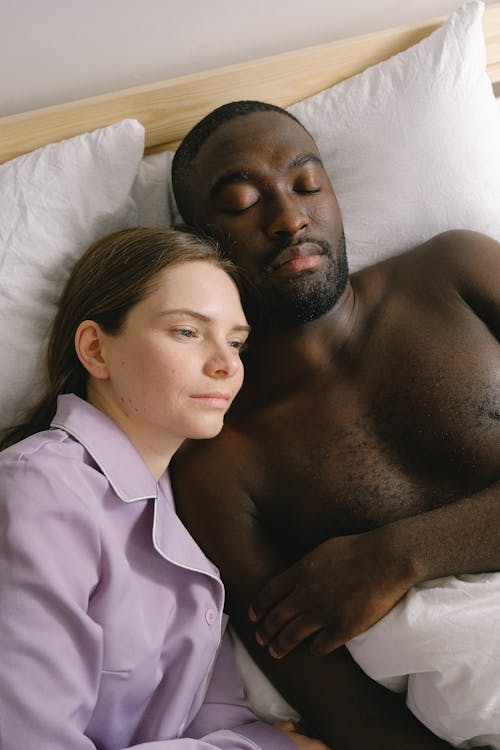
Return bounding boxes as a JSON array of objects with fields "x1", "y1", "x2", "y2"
[
  {"x1": 249, "y1": 570, "x2": 295, "y2": 622},
  {"x1": 262, "y1": 613, "x2": 323, "y2": 659},
  {"x1": 254, "y1": 594, "x2": 301, "y2": 644},
  {"x1": 309, "y1": 627, "x2": 346, "y2": 656}
]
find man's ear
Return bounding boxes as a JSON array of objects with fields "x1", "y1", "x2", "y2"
[{"x1": 75, "y1": 321, "x2": 110, "y2": 380}]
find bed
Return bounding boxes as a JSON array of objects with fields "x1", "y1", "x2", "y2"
[
  {"x1": 1, "y1": 1, "x2": 500, "y2": 746},
  {"x1": 3, "y1": 0, "x2": 500, "y2": 432},
  {"x1": 1, "y1": 3, "x2": 500, "y2": 163}
]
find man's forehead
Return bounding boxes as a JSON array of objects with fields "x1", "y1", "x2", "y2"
[{"x1": 194, "y1": 110, "x2": 318, "y2": 174}]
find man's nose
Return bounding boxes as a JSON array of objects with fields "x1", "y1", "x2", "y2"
[{"x1": 266, "y1": 194, "x2": 308, "y2": 239}]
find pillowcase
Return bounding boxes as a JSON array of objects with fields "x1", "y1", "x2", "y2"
[
  {"x1": 132, "y1": 149, "x2": 180, "y2": 226},
  {"x1": 133, "y1": 0, "x2": 500, "y2": 275},
  {"x1": 288, "y1": 0, "x2": 500, "y2": 272},
  {"x1": 0, "y1": 119, "x2": 144, "y2": 434}
]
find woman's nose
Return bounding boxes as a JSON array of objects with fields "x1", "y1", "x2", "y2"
[{"x1": 203, "y1": 345, "x2": 240, "y2": 378}]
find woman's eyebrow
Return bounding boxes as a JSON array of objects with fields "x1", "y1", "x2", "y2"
[
  {"x1": 158, "y1": 308, "x2": 211, "y2": 321},
  {"x1": 158, "y1": 309, "x2": 251, "y2": 333}
]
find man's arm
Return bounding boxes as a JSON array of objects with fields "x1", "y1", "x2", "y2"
[
  {"x1": 249, "y1": 478, "x2": 500, "y2": 658},
  {"x1": 172, "y1": 437, "x2": 451, "y2": 750}
]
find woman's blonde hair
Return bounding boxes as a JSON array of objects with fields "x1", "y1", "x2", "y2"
[{"x1": 1, "y1": 226, "x2": 236, "y2": 449}]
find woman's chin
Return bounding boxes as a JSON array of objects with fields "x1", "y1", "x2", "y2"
[{"x1": 187, "y1": 416, "x2": 225, "y2": 441}]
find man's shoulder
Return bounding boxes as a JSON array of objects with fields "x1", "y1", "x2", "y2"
[
  {"x1": 407, "y1": 229, "x2": 495, "y2": 267},
  {"x1": 173, "y1": 424, "x2": 253, "y2": 488},
  {"x1": 355, "y1": 229, "x2": 499, "y2": 289},
  {"x1": 417, "y1": 229, "x2": 498, "y2": 263},
  {"x1": 408, "y1": 230, "x2": 499, "y2": 297},
  {"x1": 171, "y1": 426, "x2": 261, "y2": 531}
]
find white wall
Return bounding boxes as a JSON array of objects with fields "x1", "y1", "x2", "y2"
[{"x1": 1, "y1": 0, "x2": 494, "y2": 116}]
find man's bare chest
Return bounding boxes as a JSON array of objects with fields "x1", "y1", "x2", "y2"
[{"x1": 244, "y1": 334, "x2": 499, "y2": 556}]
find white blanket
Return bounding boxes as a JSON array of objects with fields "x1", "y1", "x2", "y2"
[
  {"x1": 348, "y1": 573, "x2": 500, "y2": 749},
  {"x1": 231, "y1": 573, "x2": 500, "y2": 749}
]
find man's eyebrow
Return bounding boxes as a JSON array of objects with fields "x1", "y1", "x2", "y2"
[
  {"x1": 210, "y1": 154, "x2": 323, "y2": 199},
  {"x1": 159, "y1": 309, "x2": 251, "y2": 332},
  {"x1": 290, "y1": 153, "x2": 323, "y2": 169}
]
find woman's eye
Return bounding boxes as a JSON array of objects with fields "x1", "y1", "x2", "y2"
[
  {"x1": 174, "y1": 328, "x2": 198, "y2": 339},
  {"x1": 229, "y1": 339, "x2": 248, "y2": 353}
]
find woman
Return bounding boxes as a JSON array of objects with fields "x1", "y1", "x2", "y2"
[{"x1": 0, "y1": 227, "x2": 324, "y2": 750}]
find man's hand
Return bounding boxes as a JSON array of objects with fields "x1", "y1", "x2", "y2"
[{"x1": 249, "y1": 528, "x2": 419, "y2": 658}]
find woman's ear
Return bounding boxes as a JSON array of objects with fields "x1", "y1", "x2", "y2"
[{"x1": 75, "y1": 321, "x2": 110, "y2": 380}]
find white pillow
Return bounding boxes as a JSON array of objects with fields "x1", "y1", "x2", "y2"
[
  {"x1": 134, "y1": 1, "x2": 500, "y2": 276},
  {"x1": 132, "y1": 149, "x2": 180, "y2": 226},
  {"x1": 288, "y1": 0, "x2": 500, "y2": 272},
  {"x1": 0, "y1": 119, "x2": 144, "y2": 434}
]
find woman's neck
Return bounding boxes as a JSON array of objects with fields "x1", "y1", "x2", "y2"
[{"x1": 86, "y1": 383, "x2": 180, "y2": 482}]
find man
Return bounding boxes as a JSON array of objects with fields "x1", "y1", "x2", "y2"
[{"x1": 170, "y1": 101, "x2": 500, "y2": 749}]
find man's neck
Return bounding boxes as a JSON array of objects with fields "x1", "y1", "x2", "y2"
[{"x1": 240, "y1": 281, "x2": 359, "y2": 394}]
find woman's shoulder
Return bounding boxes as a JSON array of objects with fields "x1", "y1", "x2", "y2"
[
  {"x1": 0, "y1": 428, "x2": 103, "y2": 590},
  {"x1": 0, "y1": 427, "x2": 106, "y2": 515},
  {"x1": 1, "y1": 426, "x2": 87, "y2": 470}
]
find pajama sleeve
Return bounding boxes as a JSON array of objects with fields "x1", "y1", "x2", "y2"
[
  {"x1": 182, "y1": 633, "x2": 296, "y2": 750},
  {"x1": 0, "y1": 454, "x2": 103, "y2": 750}
]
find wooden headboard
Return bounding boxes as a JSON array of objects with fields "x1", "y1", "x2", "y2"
[{"x1": 1, "y1": 4, "x2": 500, "y2": 165}]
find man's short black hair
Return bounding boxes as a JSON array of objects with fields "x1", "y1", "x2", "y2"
[{"x1": 171, "y1": 100, "x2": 303, "y2": 224}]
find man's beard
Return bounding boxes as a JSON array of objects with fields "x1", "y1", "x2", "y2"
[{"x1": 241, "y1": 232, "x2": 349, "y2": 328}]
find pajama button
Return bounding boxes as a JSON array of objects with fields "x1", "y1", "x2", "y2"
[{"x1": 205, "y1": 609, "x2": 216, "y2": 625}]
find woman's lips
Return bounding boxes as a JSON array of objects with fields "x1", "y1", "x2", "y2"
[{"x1": 190, "y1": 393, "x2": 231, "y2": 409}]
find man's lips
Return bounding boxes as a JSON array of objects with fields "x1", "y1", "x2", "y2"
[{"x1": 266, "y1": 242, "x2": 326, "y2": 275}]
